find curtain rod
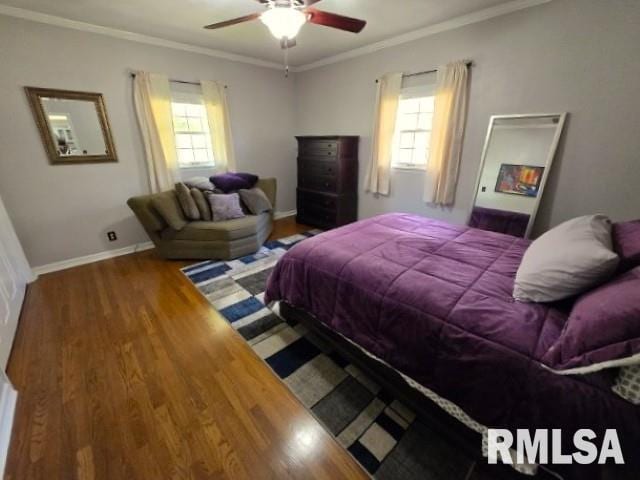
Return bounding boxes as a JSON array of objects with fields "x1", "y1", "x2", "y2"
[
  {"x1": 375, "y1": 61, "x2": 473, "y2": 83},
  {"x1": 129, "y1": 73, "x2": 227, "y2": 88}
]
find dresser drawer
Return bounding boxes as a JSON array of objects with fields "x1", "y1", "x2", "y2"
[
  {"x1": 297, "y1": 208, "x2": 337, "y2": 229},
  {"x1": 298, "y1": 159, "x2": 338, "y2": 178},
  {"x1": 299, "y1": 140, "x2": 339, "y2": 156},
  {"x1": 299, "y1": 148, "x2": 339, "y2": 160},
  {"x1": 297, "y1": 189, "x2": 338, "y2": 210},
  {"x1": 298, "y1": 173, "x2": 337, "y2": 193}
]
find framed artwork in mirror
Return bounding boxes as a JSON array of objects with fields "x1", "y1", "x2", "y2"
[
  {"x1": 25, "y1": 87, "x2": 118, "y2": 165},
  {"x1": 495, "y1": 164, "x2": 545, "y2": 197}
]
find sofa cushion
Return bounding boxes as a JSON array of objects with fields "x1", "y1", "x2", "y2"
[
  {"x1": 151, "y1": 191, "x2": 188, "y2": 231},
  {"x1": 207, "y1": 192, "x2": 245, "y2": 222},
  {"x1": 175, "y1": 182, "x2": 200, "y2": 220},
  {"x1": 184, "y1": 176, "x2": 216, "y2": 191},
  {"x1": 191, "y1": 188, "x2": 212, "y2": 221},
  {"x1": 161, "y1": 213, "x2": 271, "y2": 242},
  {"x1": 239, "y1": 187, "x2": 272, "y2": 215},
  {"x1": 233, "y1": 172, "x2": 259, "y2": 187},
  {"x1": 211, "y1": 173, "x2": 254, "y2": 193},
  {"x1": 255, "y1": 178, "x2": 276, "y2": 208}
]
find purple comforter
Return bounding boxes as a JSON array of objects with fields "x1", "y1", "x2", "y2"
[{"x1": 265, "y1": 213, "x2": 639, "y2": 468}]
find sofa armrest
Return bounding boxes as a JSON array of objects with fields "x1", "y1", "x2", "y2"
[
  {"x1": 256, "y1": 178, "x2": 277, "y2": 210},
  {"x1": 127, "y1": 194, "x2": 167, "y2": 237}
]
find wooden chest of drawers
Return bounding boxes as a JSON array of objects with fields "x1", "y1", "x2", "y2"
[{"x1": 296, "y1": 136, "x2": 359, "y2": 229}]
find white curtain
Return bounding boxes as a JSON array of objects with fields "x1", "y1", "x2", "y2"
[
  {"x1": 424, "y1": 61, "x2": 469, "y2": 205},
  {"x1": 364, "y1": 72, "x2": 403, "y2": 196},
  {"x1": 133, "y1": 72, "x2": 179, "y2": 193},
  {"x1": 201, "y1": 80, "x2": 236, "y2": 172}
]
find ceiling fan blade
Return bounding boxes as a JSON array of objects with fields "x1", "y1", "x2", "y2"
[
  {"x1": 305, "y1": 8, "x2": 366, "y2": 33},
  {"x1": 204, "y1": 13, "x2": 261, "y2": 30},
  {"x1": 301, "y1": 0, "x2": 323, "y2": 5},
  {"x1": 280, "y1": 37, "x2": 297, "y2": 49}
]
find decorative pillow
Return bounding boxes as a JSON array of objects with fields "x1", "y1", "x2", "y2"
[
  {"x1": 190, "y1": 188, "x2": 212, "y2": 221},
  {"x1": 210, "y1": 172, "x2": 259, "y2": 193},
  {"x1": 239, "y1": 187, "x2": 272, "y2": 215},
  {"x1": 175, "y1": 182, "x2": 200, "y2": 220},
  {"x1": 613, "y1": 219, "x2": 640, "y2": 269},
  {"x1": 151, "y1": 191, "x2": 187, "y2": 231},
  {"x1": 542, "y1": 266, "x2": 640, "y2": 374},
  {"x1": 207, "y1": 193, "x2": 245, "y2": 222},
  {"x1": 184, "y1": 176, "x2": 216, "y2": 191},
  {"x1": 233, "y1": 172, "x2": 259, "y2": 188},
  {"x1": 613, "y1": 365, "x2": 640, "y2": 405},
  {"x1": 513, "y1": 215, "x2": 619, "y2": 302}
]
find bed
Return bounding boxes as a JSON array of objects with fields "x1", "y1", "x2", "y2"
[{"x1": 264, "y1": 213, "x2": 639, "y2": 479}]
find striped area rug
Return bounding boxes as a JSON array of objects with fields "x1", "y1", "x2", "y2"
[{"x1": 181, "y1": 233, "x2": 531, "y2": 480}]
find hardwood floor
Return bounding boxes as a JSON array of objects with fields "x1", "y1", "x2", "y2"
[{"x1": 5, "y1": 217, "x2": 368, "y2": 480}]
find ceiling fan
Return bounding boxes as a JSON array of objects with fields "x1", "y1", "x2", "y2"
[{"x1": 204, "y1": 0, "x2": 367, "y2": 49}]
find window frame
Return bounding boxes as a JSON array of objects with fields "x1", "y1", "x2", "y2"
[
  {"x1": 170, "y1": 89, "x2": 216, "y2": 170},
  {"x1": 391, "y1": 84, "x2": 436, "y2": 171}
]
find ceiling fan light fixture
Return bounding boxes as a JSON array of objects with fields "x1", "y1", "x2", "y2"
[{"x1": 260, "y1": 6, "x2": 307, "y2": 40}]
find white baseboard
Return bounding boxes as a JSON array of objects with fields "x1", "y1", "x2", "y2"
[
  {"x1": 32, "y1": 241, "x2": 155, "y2": 277},
  {"x1": 0, "y1": 378, "x2": 17, "y2": 479},
  {"x1": 32, "y1": 212, "x2": 297, "y2": 276},
  {"x1": 274, "y1": 210, "x2": 297, "y2": 220}
]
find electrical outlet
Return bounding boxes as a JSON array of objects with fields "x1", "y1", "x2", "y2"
[{"x1": 107, "y1": 231, "x2": 117, "y2": 242}]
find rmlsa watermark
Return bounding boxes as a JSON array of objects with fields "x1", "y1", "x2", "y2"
[{"x1": 487, "y1": 429, "x2": 624, "y2": 465}]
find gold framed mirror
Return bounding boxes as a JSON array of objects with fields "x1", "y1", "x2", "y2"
[{"x1": 25, "y1": 87, "x2": 118, "y2": 165}]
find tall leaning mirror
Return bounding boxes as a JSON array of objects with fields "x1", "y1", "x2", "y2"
[
  {"x1": 469, "y1": 113, "x2": 567, "y2": 238},
  {"x1": 25, "y1": 87, "x2": 118, "y2": 164}
]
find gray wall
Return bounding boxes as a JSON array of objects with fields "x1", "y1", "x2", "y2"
[
  {"x1": 2, "y1": 0, "x2": 640, "y2": 268},
  {"x1": 0, "y1": 15, "x2": 297, "y2": 267},
  {"x1": 294, "y1": 0, "x2": 640, "y2": 235}
]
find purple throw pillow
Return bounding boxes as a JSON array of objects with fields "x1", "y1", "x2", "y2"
[
  {"x1": 207, "y1": 193, "x2": 245, "y2": 222},
  {"x1": 233, "y1": 172, "x2": 259, "y2": 188},
  {"x1": 543, "y1": 266, "x2": 640, "y2": 373},
  {"x1": 613, "y1": 220, "x2": 640, "y2": 269},
  {"x1": 210, "y1": 172, "x2": 259, "y2": 193}
]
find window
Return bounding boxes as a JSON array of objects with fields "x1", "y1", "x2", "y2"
[
  {"x1": 391, "y1": 86, "x2": 435, "y2": 169},
  {"x1": 171, "y1": 91, "x2": 215, "y2": 168}
]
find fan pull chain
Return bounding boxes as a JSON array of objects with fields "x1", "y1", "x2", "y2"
[{"x1": 284, "y1": 41, "x2": 289, "y2": 78}]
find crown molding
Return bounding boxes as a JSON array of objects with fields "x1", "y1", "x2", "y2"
[
  {"x1": 0, "y1": 0, "x2": 552, "y2": 74},
  {"x1": 0, "y1": 5, "x2": 283, "y2": 70},
  {"x1": 294, "y1": 0, "x2": 553, "y2": 72}
]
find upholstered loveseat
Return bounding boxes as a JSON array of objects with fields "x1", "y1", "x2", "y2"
[{"x1": 128, "y1": 178, "x2": 276, "y2": 260}]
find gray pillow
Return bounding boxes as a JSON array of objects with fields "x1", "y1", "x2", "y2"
[
  {"x1": 175, "y1": 182, "x2": 200, "y2": 220},
  {"x1": 184, "y1": 176, "x2": 215, "y2": 191},
  {"x1": 514, "y1": 215, "x2": 619, "y2": 302},
  {"x1": 151, "y1": 191, "x2": 187, "y2": 231},
  {"x1": 190, "y1": 188, "x2": 212, "y2": 221},
  {"x1": 239, "y1": 187, "x2": 273, "y2": 215},
  {"x1": 207, "y1": 193, "x2": 245, "y2": 222}
]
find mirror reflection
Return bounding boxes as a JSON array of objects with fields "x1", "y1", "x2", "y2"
[
  {"x1": 470, "y1": 114, "x2": 566, "y2": 238},
  {"x1": 41, "y1": 97, "x2": 107, "y2": 156}
]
